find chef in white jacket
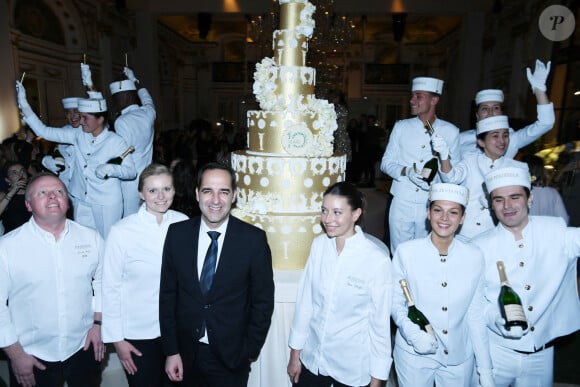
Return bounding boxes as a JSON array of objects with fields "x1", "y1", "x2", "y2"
[
  {"x1": 472, "y1": 166, "x2": 580, "y2": 387},
  {"x1": 381, "y1": 77, "x2": 461, "y2": 252},
  {"x1": 436, "y1": 115, "x2": 528, "y2": 239},
  {"x1": 16, "y1": 82, "x2": 137, "y2": 238},
  {"x1": 459, "y1": 59, "x2": 554, "y2": 158},
  {"x1": 109, "y1": 68, "x2": 156, "y2": 216},
  {"x1": 391, "y1": 183, "x2": 493, "y2": 387}
]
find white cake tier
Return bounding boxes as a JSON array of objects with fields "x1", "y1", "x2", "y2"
[{"x1": 232, "y1": 151, "x2": 346, "y2": 214}]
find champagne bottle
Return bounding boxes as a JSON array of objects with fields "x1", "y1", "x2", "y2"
[
  {"x1": 107, "y1": 146, "x2": 135, "y2": 165},
  {"x1": 399, "y1": 279, "x2": 435, "y2": 337},
  {"x1": 496, "y1": 261, "x2": 528, "y2": 331},
  {"x1": 52, "y1": 148, "x2": 65, "y2": 173},
  {"x1": 421, "y1": 120, "x2": 438, "y2": 184}
]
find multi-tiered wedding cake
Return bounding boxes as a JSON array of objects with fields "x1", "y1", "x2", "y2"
[{"x1": 231, "y1": 0, "x2": 346, "y2": 270}]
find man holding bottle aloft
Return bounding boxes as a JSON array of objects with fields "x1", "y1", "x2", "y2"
[
  {"x1": 380, "y1": 77, "x2": 461, "y2": 252},
  {"x1": 472, "y1": 166, "x2": 580, "y2": 387}
]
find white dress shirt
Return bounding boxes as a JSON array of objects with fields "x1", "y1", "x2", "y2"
[
  {"x1": 102, "y1": 205, "x2": 188, "y2": 343},
  {"x1": 391, "y1": 235, "x2": 492, "y2": 370},
  {"x1": 459, "y1": 103, "x2": 555, "y2": 159},
  {"x1": 114, "y1": 88, "x2": 156, "y2": 216},
  {"x1": 0, "y1": 218, "x2": 103, "y2": 361},
  {"x1": 471, "y1": 216, "x2": 580, "y2": 352},
  {"x1": 289, "y1": 226, "x2": 393, "y2": 386},
  {"x1": 440, "y1": 153, "x2": 528, "y2": 239}
]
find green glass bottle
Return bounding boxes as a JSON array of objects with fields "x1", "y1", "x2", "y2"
[
  {"x1": 399, "y1": 279, "x2": 435, "y2": 337},
  {"x1": 107, "y1": 146, "x2": 135, "y2": 165},
  {"x1": 496, "y1": 261, "x2": 528, "y2": 330},
  {"x1": 421, "y1": 120, "x2": 438, "y2": 184},
  {"x1": 52, "y1": 148, "x2": 65, "y2": 173}
]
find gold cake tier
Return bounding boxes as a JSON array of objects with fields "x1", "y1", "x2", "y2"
[
  {"x1": 232, "y1": 151, "x2": 346, "y2": 213},
  {"x1": 273, "y1": 30, "x2": 308, "y2": 66},
  {"x1": 231, "y1": 209, "x2": 322, "y2": 270},
  {"x1": 246, "y1": 108, "x2": 335, "y2": 157}
]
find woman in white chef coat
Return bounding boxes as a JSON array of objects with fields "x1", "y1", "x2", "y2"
[
  {"x1": 287, "y1": 181, "x2": 393, "y2": 387},
  {"x1": 434, "y1": 115, "x2": 528, "y2": 239},
  {"x1": 101, "y1": 164, "x2": 188, "y2": 386},
  {"x1": 16, "y1": 81, "x2": 137, "y2": 238},
  {"x1": 391, "y1": 183, "x2": 494, "y2": 387}
]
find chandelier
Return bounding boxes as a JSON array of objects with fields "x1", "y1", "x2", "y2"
[{"x1": 247, "y1": 0, "x2": 355, "y2": 93}]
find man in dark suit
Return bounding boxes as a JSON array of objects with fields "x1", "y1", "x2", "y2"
[{"x1": 159, "y1": 162, "x2": 274, "y2": 386}]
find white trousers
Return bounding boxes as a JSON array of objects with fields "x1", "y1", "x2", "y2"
[
  {"x1": 394, "y1": 347, "x2": 474, "y2": 387},
  {"x1": 491, "y1": 344, "x2": 554, "y2": 387},
  {"x1": 74, "y1": 200, "x2": 122, "y2": 238},
  {"x1": 389, "y1": 196, "x2": 429, "y2": 253}
]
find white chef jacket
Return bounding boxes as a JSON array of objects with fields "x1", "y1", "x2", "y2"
[
  {"x1": 102, "y1": 204, "x2": 188, "y2": 343},
  {"x1": 440, "y1": 153, "x2": 528, "y2": 239},
  {"x1": 381, "y1": 116, "x2": 461, "y2": 204},
  {"x1": 113, "y1": 88, "x2": 156, "y2": 216},
  {"x1": 288, "y1": 226, "x2": 393, "y2": 386},
  {"x1": 471, "y1": 216, "x2": 580, "y2": 352},
  {"x1": 459, "y1": 103, "x2": 555, "y2": 159},
  {"x1": 0, "y1": 218, "x2": 103, "y2": 361},
  {"x1": 391, "y1": 235, "x2": 492, "y2": 370}
]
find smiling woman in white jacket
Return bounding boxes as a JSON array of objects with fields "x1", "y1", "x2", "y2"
[
  {"x1": 391, "y1": 183, "x2": 493, "y2": 387},
  {"x1": 287, "y1": 182, "x2": 393, "y2": 387},
  {"x1": 101, "y1": 164, "x2": 188, "y2": 387}
]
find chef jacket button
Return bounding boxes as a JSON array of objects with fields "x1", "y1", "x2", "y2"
[
  {"x1": 525, "y1": 284, "x2": 531, "y2": 290},
  {"x1": 441, "y1": 282, "x2": 447, "y2": 287},
  {"x1": 420, "y1": 159, "x2": 424, "y2": 163},
  {"x1": 528, "y1": 306, "x2": 533, "y2": 311},
  {"x1": 415, "y1": 188, "x2": 419, "y2": 192},
  {"x1": 476, "y1": 222, "x2": 481, "y2": 226},
  {"x1": 84, "y1": 165, "x2": 87, "y2": 168},
  {"x1": 442, "y1": 329, "x2": 448, "y2": 334},
  {"x1": 530, "y1": 326, "x2": 535, "y2": 332},
  {"x1": 519, "y1": 261, "x2": 525, "y2": 267},
  {"x1": 440, "y1": 257, "x2": 446, "y2": 263},
  {"x1": 442, "y1": 306, "x2": 447, "y2": 311},
  {"x1": 444, "y1": 350, "x2": 449, "y2": 355},
  {"x1": 519, "y1": 243, "x2": 524, "y2": 248}
]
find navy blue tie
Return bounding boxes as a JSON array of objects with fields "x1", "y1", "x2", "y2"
[{"x1": 200, "y1": 231, "x2": 220, "y2": 295}]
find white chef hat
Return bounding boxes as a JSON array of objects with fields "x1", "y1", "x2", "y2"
[
  {"x1": 485, "y1": 166, "x2": 531, "y2": 193},
  {"x1": 78, "y1": 98, "x2": 107, "y2": 113},
  {"x1": 412, "y1": 77, "x2": 444, "y2": 95},
  {"x1": 476, "y1": 115, "x2": 509, "y2": 135},
  {"x1": 429, "y1": 183, "x2": 469, "y2": 206},
  {"x1": 475, "y1": 89, "x2": 504, "y2": 105},
  {"x1": 61, "y1": 97, "x2": 79, "y2": 109},
  {"x1": 109, "y1": 79, "x2": 136, "y2": 95}
]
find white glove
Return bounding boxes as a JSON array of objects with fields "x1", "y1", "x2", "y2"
[
  {"x1": 42, "y1": 155, "x2": 65, "y2": 174},
  {"x1": 123, "y1": 67, "x2": 139, "y2": 84},
  {"x1": 407, "y1": 165, "x2": 430, "y2": 190},
  {"x1": 400, "y1": 317, "x2": 438, "y2": 355},
  {"x1": 478, "y1": 194, "x2": 489, "y2": 210},
  {"x1": 95, "y1": 164, "x2": 118, "y2": 179},
  {"x1": 431, "y1": 133, "x2": 449, "y2": 160},
  {"x1": 15, "y1": 80, "x2": 33, "y2": 117},
  {"x1": 80, "y1": 63, "x2": 94, "y2": 88},
  {"x1": 526, "y1": 60, "x2": 551, "y2": 92},
  {"x1": 494, "y1": 316, "x2": 527, "y2": 339},
  {"x1": 87, "y1": 91, "x2": 103, "y2": 99},
  {"x1": 477, "y1": 367, "x2": 495, "y2": 387}
]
